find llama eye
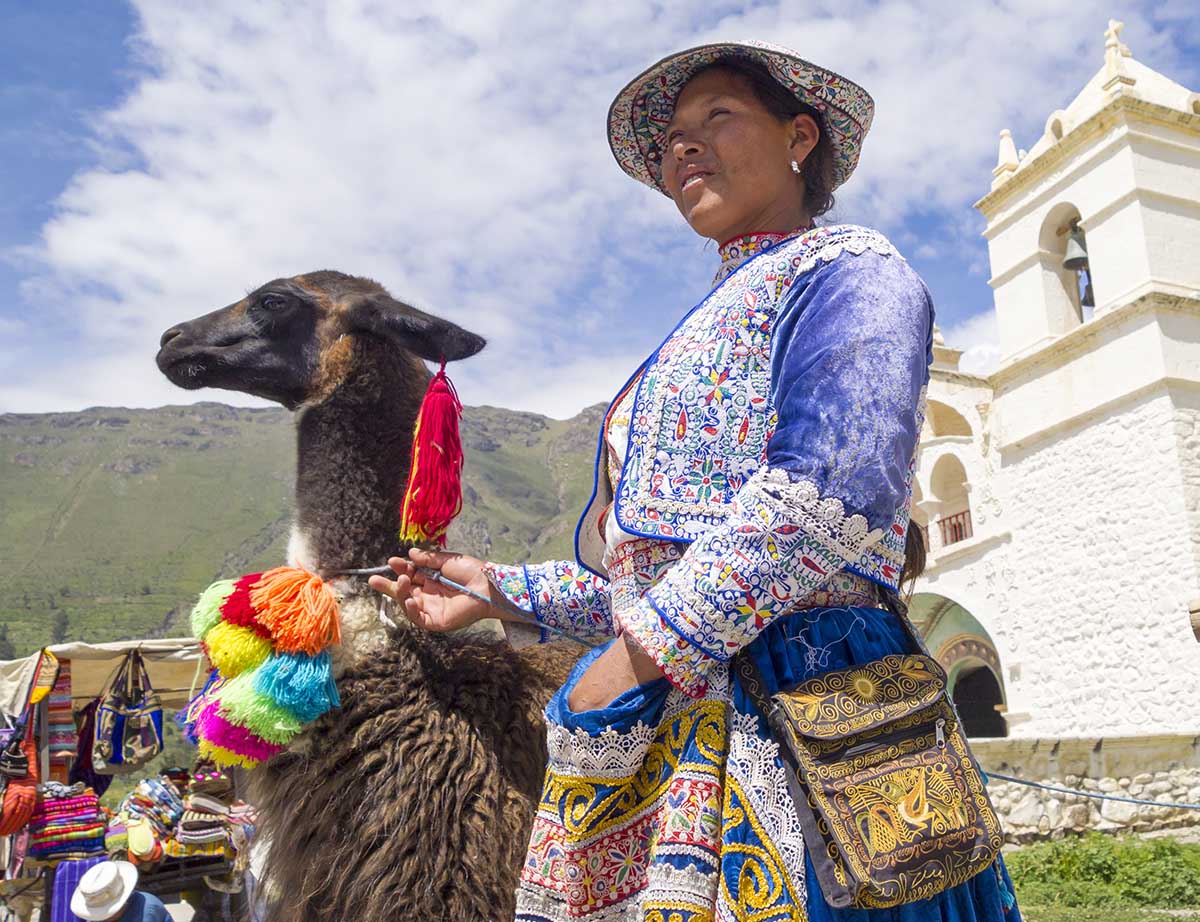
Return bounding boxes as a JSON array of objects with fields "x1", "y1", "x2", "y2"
[{"x1": 261, "y1": 294, "x2": 288, "y2": 311}]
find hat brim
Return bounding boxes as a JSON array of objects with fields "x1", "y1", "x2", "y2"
[
  {"x1": 607, "y1": 40, "x2": 873, "y2": 196},
  {"x1": 69, "y1": 861, "x2": 139, "y2": 921}
]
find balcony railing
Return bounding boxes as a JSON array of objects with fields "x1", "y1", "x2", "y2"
[{"x1": 937, "y1": 509, "x2": 973, "y2": 547}]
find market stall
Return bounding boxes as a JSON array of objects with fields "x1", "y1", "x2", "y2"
[{"x1": 0, "y1": 641, "x2": 256, "y2": 921}]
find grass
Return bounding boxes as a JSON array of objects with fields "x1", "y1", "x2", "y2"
[
  {"x1": 1022, "y1": 909, "x2": 1200, "y2": 922},
  {"x1": 1010, "y1": 833, "x2": 1200, "y2": 921}
]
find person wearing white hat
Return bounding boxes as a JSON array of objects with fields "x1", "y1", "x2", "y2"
[
  {"x1": 375, "y1": 39, "x2": 1021, "y2": 922},
  {"x1": 70, "y1": 861, "x2": 169, "y2": 922}
]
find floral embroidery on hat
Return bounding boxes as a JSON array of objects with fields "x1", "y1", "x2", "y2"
[{"x1": 608, "y1": 40, "x2": 874, "y2": 196}]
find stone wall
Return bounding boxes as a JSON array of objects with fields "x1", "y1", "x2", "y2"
[{"x1": 974, "y1": 734, "x2": 1200, "y2": 841}]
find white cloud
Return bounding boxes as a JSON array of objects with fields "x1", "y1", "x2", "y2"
[
  {"x1": 943, "y1": 309, "x2": 1002, "y2": 376},
  {"x1": 2, "y1": 0, "x2": 1195, "y2": 416}
]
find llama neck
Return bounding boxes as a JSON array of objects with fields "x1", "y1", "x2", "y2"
[{"x1": 291, "y1": 341, "x2": 428, "y2": 575}]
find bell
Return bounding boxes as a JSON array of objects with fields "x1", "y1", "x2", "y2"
[{"x1": 1063, "y1": 225, "x2": 1089, "y2": 271}]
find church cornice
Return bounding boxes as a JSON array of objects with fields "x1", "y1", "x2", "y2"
[
  {"x1": 974, "y1": 94, "x2": 1200, "y2": 218},
  {"x1": 991, "y1": 290, "x2": 1199, "y2": 388}
]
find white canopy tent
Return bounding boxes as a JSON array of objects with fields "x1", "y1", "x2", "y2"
[{"x1": 0, "y1": 638, "x2": 209, "y2": 715}]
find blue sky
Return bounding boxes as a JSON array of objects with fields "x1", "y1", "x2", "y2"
[{"x1": 1, "y1": 1, "x2": 1197, "y2": 417}]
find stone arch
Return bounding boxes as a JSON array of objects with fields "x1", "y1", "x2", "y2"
[
  {"x1": 910, "y1": 593, "x2": 1008, "y2": 737},
  {"x1": 929, "y1": 453, "x2": 972, "y2": 546},
  {"x1": 925, "y1": 399, "x2": 973, "y2": 438},
  {"x1": 1038, "y1": 201, "x2": 1089, "y2": 327}
]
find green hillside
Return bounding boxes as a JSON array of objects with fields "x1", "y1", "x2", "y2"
[{"x1": 0, "y1": 401, "x2": 603, "y2": 656}]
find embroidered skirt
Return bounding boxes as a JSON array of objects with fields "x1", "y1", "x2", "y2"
[{"x1": 515, "y1": 605, "x2": 1022, "y2": 922}]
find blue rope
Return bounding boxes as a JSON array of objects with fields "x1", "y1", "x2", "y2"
[{"x1": 985, "y1": 771, "x2": 1200, "y2": 811}]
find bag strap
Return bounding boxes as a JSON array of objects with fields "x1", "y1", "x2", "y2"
[
  {"x1": 134, "y1": 649, "x2": 155, "y2": 694},
  {"x1": 100, "y1": 651, "x2": 134, "y2": 705},
  {"x1": 127, "y1": 650, "x2": 142, "y2": 700}
]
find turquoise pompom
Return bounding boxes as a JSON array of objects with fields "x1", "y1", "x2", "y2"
[{"x1": 254, "y1": 651, "x2": 339, "y2": 724}]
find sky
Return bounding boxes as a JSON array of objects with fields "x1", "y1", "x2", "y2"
[{"x1": 1, "y1": 0, "x2": 1197, "y2": 419}]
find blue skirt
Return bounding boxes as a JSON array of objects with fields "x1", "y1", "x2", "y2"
[{"x1": 543, "y1": 605, "x2": 1022, "y2": 922}]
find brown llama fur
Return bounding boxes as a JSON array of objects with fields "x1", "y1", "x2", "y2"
[
  {"x1": 249, "y1": 633, "x2": 578, "y2": 920},
  {"x1": 157, "y1": 272, "x2": 584, "y2": 920}
]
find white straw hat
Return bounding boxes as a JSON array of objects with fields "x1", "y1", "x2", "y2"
[{"x1": 70, "y1": 861, "x2": 138, "y2": 921}]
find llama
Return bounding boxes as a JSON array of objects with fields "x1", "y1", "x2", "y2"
[{"x1": 157, "y1": 271, "x2": 580, "y2": 920}]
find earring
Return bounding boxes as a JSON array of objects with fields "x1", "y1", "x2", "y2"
[{"x1": 790, "y1": 160, "x2": 801, "y2": 174}]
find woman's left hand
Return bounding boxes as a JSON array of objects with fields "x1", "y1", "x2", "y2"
[{"x1": 567, "y1": 633, "x2": 665, "y2": 712}]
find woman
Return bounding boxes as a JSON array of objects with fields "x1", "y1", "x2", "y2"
[{"x1": 372, "y1": 40, "x2": 1021, "y2": 922}]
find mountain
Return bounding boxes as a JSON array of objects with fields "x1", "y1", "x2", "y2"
[{"x1": 0, "y1": 401, "x2": 605, "y2": 657}]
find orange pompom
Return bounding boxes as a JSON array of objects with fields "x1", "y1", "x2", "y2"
[{"x1": 249, "y1": 567, "x2": 341, "y2": 655}]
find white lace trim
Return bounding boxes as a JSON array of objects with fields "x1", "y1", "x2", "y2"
[
  {"x1": 787, "y1": 225, "x2": 900, "y2": 278},
  {"x1": 547, "y1": 664, "x2": 731, "y2": 781},
  {"x1": 713, "y1": 225, "x2": 900, "y2": 287},
  {"x1": 546, "y1": 721, "x2": 659, "y2": 778},
  {"x1": 746, "y1": 467, "x2": 883, "y2": 560},
  {"x1": 515, "y1": 862, "x2": 718, "y2": 922},
  {"x1": 724, "y1": 709, "x2": 808, "y2": 907}
]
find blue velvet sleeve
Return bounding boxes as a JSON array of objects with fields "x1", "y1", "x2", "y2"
[
  {"x1": 766, "y1": 247, "x2": 934, "y2": 529},
  {"x1": 617, "y1": 248, "x2": 933, "y2": 696}
]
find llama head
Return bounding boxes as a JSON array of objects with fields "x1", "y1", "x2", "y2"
[{"x1": 156, "y1": 271, "x2": 485, "y2": 409}]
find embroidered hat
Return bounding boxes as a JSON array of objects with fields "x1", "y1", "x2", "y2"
[{"x1": 607, "y1": 40, "x2": 873, "y2": 196}]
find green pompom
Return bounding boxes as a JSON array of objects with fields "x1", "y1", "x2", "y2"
[
  {"x1": 191, "y1": 579, "x2": 236, "y2": 639},
  {"x1": 216, "y1": 670, "x2": 303, "y2": 746}
]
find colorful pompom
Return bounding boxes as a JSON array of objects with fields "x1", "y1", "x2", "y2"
[
  {"x1": 194, "y1": 701, "x2": 283, "y2": 764},
  {"x1": 254, "y1": 651, "x2": 340, "y2": 724},
  {"x1": 250, "y1": 567, "x2": 341, "y2": 655},
  {"x1": 191, "y1": 580, "x2": 236, "y2": 639},
  {"x1": 220, "y1": 573, "x2": 270, "y2": 637},
  {"x1": 205, "y1": 621, "x2": 272, "y2": 678},
  {"x1": 215, "y1": 671, "x2": 303, "y2": 746},
  {"x1": 198, "y1": 739, "x2": 263, "y2": 771}
]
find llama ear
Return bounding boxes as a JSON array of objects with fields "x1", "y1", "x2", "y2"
[{"x1": 346, "y1": 293, "x2": 486, "y2": 362}]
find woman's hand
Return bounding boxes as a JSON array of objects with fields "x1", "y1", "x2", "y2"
[
  {"x1": 367, "y1": 548, "x2": 494, "y2": 632},
  {"x1": 567, "y1": 633, "x2": 665, "y2": 712}
]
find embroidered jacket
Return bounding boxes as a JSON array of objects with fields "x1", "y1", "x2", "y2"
[{"x1": 487, "y1": 224, "x2": 933, "y2": 696}]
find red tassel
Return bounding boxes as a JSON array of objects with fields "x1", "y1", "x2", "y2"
[{"x1": 399, "y1": 363, "x2": 464, "y2": 547}]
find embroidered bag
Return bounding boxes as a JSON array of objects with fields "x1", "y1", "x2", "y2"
[
  {"x1": 733, "y1": 594, "x2": 1002, "y2": 909},
  {"x1": 93, "y1": 650, "x2": 164, "y2": 774},
  {"x1": 0, "y1": 713, "x2": 27, "y2": 782}
]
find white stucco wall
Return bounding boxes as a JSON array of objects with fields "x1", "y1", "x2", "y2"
[
  {"x1": 988, "y1": 386, "x2": 1200, "y2": 737},
  {"x1": 919, "y1": 48, "x2": 1200, "y2": 744}
]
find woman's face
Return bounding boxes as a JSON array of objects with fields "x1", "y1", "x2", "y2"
[{"x1": 660, "y1": 67, "x2": 817, "y2": 244}]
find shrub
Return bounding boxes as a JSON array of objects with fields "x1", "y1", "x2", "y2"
[{"x1": 1008, "y1": 833, "x2": 1200, "y2": 910}]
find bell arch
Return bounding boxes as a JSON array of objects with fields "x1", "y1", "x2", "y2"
[
  {"x1": 1038, "y1": 202, "x2": 1091, "y2": 327},
  {"x1": 910, "y1": 593, "x2": 1008, "y2": 737}
]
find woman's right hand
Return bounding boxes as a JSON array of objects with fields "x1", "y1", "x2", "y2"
[{"x1": 368, "y1": 548, "x2": 494, "y2": 632}]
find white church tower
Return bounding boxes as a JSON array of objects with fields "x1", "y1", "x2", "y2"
[{"x1": 910, "y1": 19, "x2": 1200, "y2": 767}]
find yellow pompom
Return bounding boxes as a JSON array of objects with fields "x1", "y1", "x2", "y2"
[
  {"x1": 198, "y1": 739, "x2": 262, "y2": 771},
  {"x1": 205, "y1": 621, "x2": 271, "y2": 678}
]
